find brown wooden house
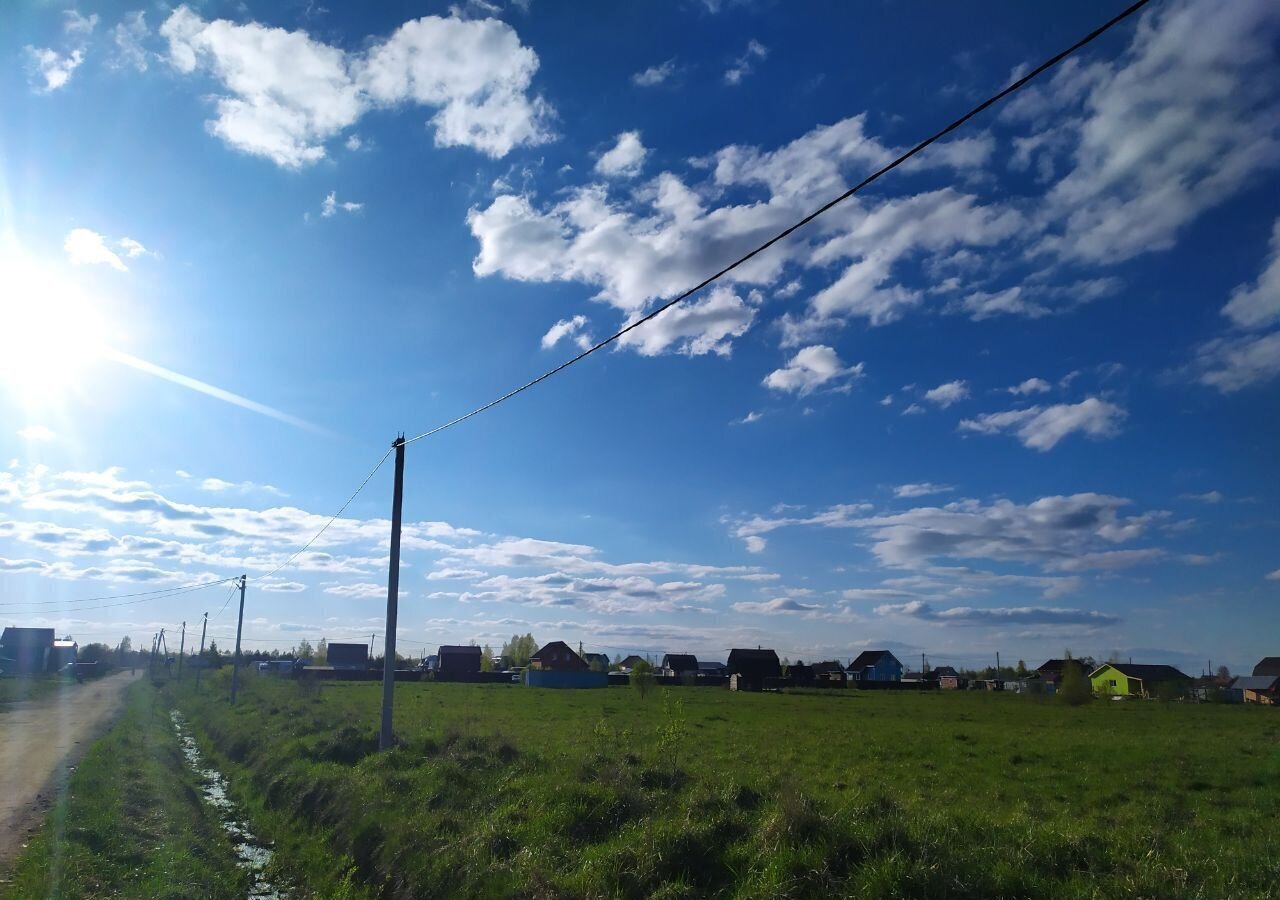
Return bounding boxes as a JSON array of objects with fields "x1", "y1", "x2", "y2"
[{"x1": 530, "y1": 640, "x2": 588, "y2": 671}]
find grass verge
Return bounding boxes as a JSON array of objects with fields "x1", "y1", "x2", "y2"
[
  {"x1": 0, "y1": 680, "x2": 250, "y2": 900},
  {"x1": 175, "y1": 672, "x2": 1280, "y2": 899}
]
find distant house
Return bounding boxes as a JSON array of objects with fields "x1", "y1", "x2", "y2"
[
  {"x1": 847, "y1": 650, "x2": 903, "y2": 682},
  {"x1": 901, "y1": 670, "x2": 932, "y2": 684},
  {"x1": 1231, "y1": 675, "x2": 1279, "y2": 705},
  {"x1": 583, "y1": 652, "x2": 610, "y2": 672},
  {"x1": 1090, "y1": 663, "x2": 1191, "y2": 698},
  {"x1": 437, "y1": 645, "x2": 482, "y2": 675},
  {"x1": 787, "y1": 661, "x2": 815, "y2": 683},
  {"x1": 931, "y1": 665, "x2": 960, "y2": 678},
  {"x1": 617, "y1": 654, "x2": 646, "y2": 673},
  {"x1": 727, "y1": 648, "x2": 780, "y2": 691},
  {"x1": 0, "y1": 627, "x2": 56, "y2": 675},
  {"x1": 530, "y1": 641, "x2": 588, "y2": 671},
  {"x1": 1036, "y1": 658, "x2": 1086, "y2": 687},
  {"x1": 661, "y1": 653, "x2": 699, "y2": 677},
  {"x1": 1253, "y1": 657, "x2": 1280, "y2": 677},
  {"x1": 811, "y1": 660, "x2": 846, "y2": 683},
  {"x1": 698, "y1": 660, "x2": 727, "y2": 676},
  {"x1": 326, "y1": 642, "x2": 369, "y2": 671}
]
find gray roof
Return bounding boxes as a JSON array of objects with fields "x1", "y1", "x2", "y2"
[{"x1": 1230, "y1": 675, "x2": 1280, "y2": 691}]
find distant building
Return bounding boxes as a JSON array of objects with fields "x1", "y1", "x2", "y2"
[
  {"x1": 727, "y1": 648, "x2": 780, "y2": 690},
  {"x1": 326, "y1": 642, "x2": 369, "y2": 671},
  {"x1": 50, "y1": 639, "x2": 78, "y2": 671},
  {"x1": 698, "y1": 660, "x2": 727, "y2": 676},
  {"x1": 583, "y1": 652, "x2": 610, "y2": 672},
  {"x1": 847, "y1": 650, "x2": 903, "y2": 682},
  {"x1": 1036, "y1": 658, "x2": 1087, "y2": 688},
  {"x1": 661, "y1": 653, "x2": 699, "y2": 677},
  {"x1": 530, "y1": 640, "x2": 588, "y2": 671},
  {"x1": 1231, "y1": 675, "x2": 1279, "y2": 705},
  {"x1": 1252, "y1": 657, "x2": 1280, "y2": 677},
  {"x1": 0, "y1": 627, "x2": 57, "y2": 675},
  {"x1": 617, "y1": 654, "x2": 646, "y2": 673},
  {"x1": 811, "y1": 660, "x2": 847, "y2": 683},
  {"x1": 437, "y1": 645, "x2": 482, "y2": 675},
  {"x1": 1090, "y1": 663, "x2": 1191, "y2": 698}
]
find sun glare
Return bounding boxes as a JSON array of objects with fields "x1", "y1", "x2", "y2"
[{"x1": 0, "y1": 242, "x2": 111, "y2": 407}]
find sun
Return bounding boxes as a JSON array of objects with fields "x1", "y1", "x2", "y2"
[{"x1": 0, "y1": 242, "x2": 110, "y2": 408}]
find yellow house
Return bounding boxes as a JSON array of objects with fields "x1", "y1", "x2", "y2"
[{"x1": 1090, "y1": 663, "x2": 1190, "y2": 698}]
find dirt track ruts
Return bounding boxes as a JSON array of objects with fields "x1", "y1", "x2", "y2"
[{"x1": 0, "y1": 671, "x2": 139, "y2": 868}]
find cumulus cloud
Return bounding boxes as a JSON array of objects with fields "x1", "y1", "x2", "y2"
[
  {"x1": 595, "y1": 131, "x2": 648, "y2": 178},
  {"x1": 731, "y1": 597, "x2": 819, "y2": 614},
  {"x1": 923, "y1": 380, "x2": 968, "y2": 408},
  {"x1": 1022, "y1": 0, "x2": 1280, "y2": 264},
  {"x1": 632, "y1": 59, "x2": 676, "y2": 87},
  {"x1": 24, "y1": 11, "x2": 97, "y2": 93},
  {"x1": 159, "y1": 6, "x2": 553, "y2": 167},
  {"x1": 959, "y1": 397, "x2": 1125, "y2": 451},
  {"x1": 762, "y1": 345, "x2": 862, "y2": 395},
  {"x1": 64, "y1": 229, "x2": 128, "y2": 271},
  {"x1": 17, "y1": 425, "x2": 56, "y2": 442},
  {"x1": 1222, "y1": 219, "x2": 1280, "y2": 330},
  {"x1": 321, "y1": 191, "x2": 364, "y2": 217},
  {"x1": 118, "y1": 237, "x2": 148, "y2": 258},
  {"x1": 732, "y1": 411, "x2": 763, "y2": 426},
  {"x1": 1008, "y1": 377, "x2": 1051, "y2": 395},
  {"x1": 540, "y1": 314, "x2": 592, "y2": 350},
  {"x1": 617, "y1": 287, "x2": 756, "y2": 357},
  {"x1": 1180, "y1": 491, "x2": 1223, "y2": 504}
]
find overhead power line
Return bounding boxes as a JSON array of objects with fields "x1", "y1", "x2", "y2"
[
  {"x1": 0, "y1": 577, "x2": 240, "y2": 616},
  {"x1": 402, "y1": 0, "x2": 1153, "y2": 447},
  {"x1": 0, "y1": 575, "x2": 239, "y2": 608}
]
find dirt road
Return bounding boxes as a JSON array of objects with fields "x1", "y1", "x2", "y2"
[{"x1": 0, "y1": 671, "x2": 140, "y2": 867}]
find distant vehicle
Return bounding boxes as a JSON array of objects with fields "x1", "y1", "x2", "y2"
[{"x1": 257, "y1": 661, "x2": 271, "y2": 672}]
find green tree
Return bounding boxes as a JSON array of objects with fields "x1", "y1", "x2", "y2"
[
  {"x1": 296, "y1": 639, "x2": 314, "y2": 659},
  {"x1": 1057, "y1": 656, "x2": 1093, "y2": 706},
  {"x1": 501, "y1": 633, "x2": 539, "y2": 668},
  {"x1": 1015, "y1": 659, "x2": 1028, "y2": 677},
  {"x1": 315, "y1": 638, "x2": 328, "y2": 665},
  {"x1": 481, "y1": 644, "x2": 494, "y2": 672},
  {"x1": 631, "y1": 658, "x2": 655, "y2": 699}
]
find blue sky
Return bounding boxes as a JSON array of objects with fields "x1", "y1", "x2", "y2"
[{"x1": 1, "y1": 0, "x2": 1277, "y2": 673}]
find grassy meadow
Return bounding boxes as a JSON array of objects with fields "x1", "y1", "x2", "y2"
[{"x1": 158, "y1": 672, "x2": 1280, "y2": 899}]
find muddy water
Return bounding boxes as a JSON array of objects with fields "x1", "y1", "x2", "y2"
[{"x1": 170, "y1": 710, "x2": 286, "y2": 900}]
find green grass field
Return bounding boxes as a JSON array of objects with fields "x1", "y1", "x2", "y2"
[
  {"x1": 159, "y1": 672, "x2": 1280, "y2": 899},
  {"x1": 0, "y1": 682, "x2": 249, "y2": 900}
]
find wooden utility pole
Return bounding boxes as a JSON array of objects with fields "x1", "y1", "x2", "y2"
[
  {"x1": 380, "y1": 435, "x2": 406, "y2": 751},
  {"x1": 996, "y1": 650, "x2": 1001, "y2": 675},
  {"x1": 195, "y1": 612, "x2": 208, "y2": 690},
  {"x1": 230, "y1": 575, "x2": 247, "y2": 704},
  {"x1": 178, "y1": 621, "x2": 187, "y2": 681}
]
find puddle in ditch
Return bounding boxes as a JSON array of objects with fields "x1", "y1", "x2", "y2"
[{"x1": 170, "y1": 710, "x2": 286, "y2": 900}]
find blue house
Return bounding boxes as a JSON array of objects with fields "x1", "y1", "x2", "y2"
[{"x1": 847, "y1": 650, "x2": 903, "y2": 682}]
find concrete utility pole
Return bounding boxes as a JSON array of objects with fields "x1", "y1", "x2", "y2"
[
  {"x1": 380, "y1": 435, "x2": 406, "y2": 751},
  {"x1": 178, "y1": 621, "x2": 187, "y2": 681},
  {"x1": 195, "y1": 612, "x2": 208, "y2": 691},
  {"x1": 230, "y1": 575, "x2": 247, "y2": 705}
]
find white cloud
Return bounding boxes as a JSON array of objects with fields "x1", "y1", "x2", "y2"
[
  {"x1": 731, "y1": 597, "x2": 819, "y2": 614},
  {"x1": 1223, "y1": 219, "x2": 1280, "y2": 330},
  {"x1": 1027, "y1": 0, "x2": 1280, "y2": 264},
  {"x1": 632, "y1": 59, "x2": 676, "y2": 87},
  {"x1": 762, "y1": 345, "x2": 861, "y2": 395},
  {"x1": 321, "y1": 191, "x2": 364, "y2": 217},
  {"x1": 743, "y1": 535, "x2": 766, "y2": 553},
  {"x1": 1008, "y1": 377, "x2": 1051, "y2": 396},
  {"x1": 894, "y1": 483, "x2": 953, "y2": 499},
  {"x1": 901, "y1": 403, "x2": 924, "y2": 416},
  {"x1": 617, "y1": 286, "x2": 756, "y2": 357},
  {"x1": 345, "y1": 134, "x2": 363, "y2": 151},
  {"x1": 874, "y1": 600, "x2": 1119, "y2": 628},
  {"x1": 540, "y1": 314, "x2": 591, "y2": 350},
  {"x1": 595, "y1": 131, "x2": 648, "y2": 178},
  {"x1": 111, "y1": 11, "x2": 149, "y2": 72},
  {"x1": 26, "y1": 46, "x2": 85, "y2": 93},
  {"x1": 1181, "y1": 491, "x2": 1223, "y2": 504},
  {"x1": 64, "y1": 229, "x2": 128, "y2": 271},
  {"x1": 724, "y1": 39, "x2": 767, "y2": 86},
  {"x1": 1193, "y1": 332, "x2": 1280, "y2": 393},
  {"x1": 118, "y1": 237, "x2": 148, "y2": 258},
  {"x1": 17, "y1": 426, "x2": 56, "y2": 442},
  {"x1": 959, "y1": 397, "x2": 1125, "y2": 451},
  {"x1": 732, "y1": 411, "x2": 763, "y2": 426},
  {"x1": 159, "y1": 6, "x2": 553, "y2": 167},
  {"x1": 198, "y1": 477, "x2": 287, "y2": 497},
  {"x1": 1266, "y1": 569, "x2": 1280, "y2": 581},
  {"x1": 923, "y1": 380, "x2": 968, "y2": 408}
]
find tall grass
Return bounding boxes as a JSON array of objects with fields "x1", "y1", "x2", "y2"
[{"x1": 174, "y1": 673, "x2": 1280, "y2": 898}]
